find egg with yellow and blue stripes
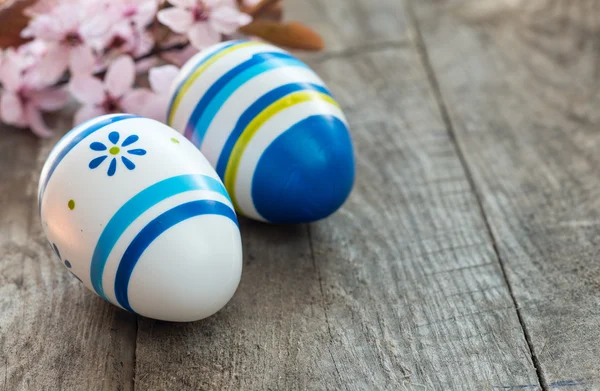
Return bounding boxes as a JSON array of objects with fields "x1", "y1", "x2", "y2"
[
  {"x1": 38, "y1": 114, "x2": 242, "y2": 322},
  {"x1": 167, "y1": 40, "x2": 355, "y2": 224}
]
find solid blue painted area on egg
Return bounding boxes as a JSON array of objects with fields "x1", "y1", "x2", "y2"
[
  {"x1": 64, "y1": 260, "x2": 71, "y2": 268},
  {"x1": 113, "y1": 199, "x2": 238, "y2": 312},
  {"x1": 215, "y1": 83, "x2": 332, "y2": 179},
  {"x1": 252, "y1": 115, "x2": 355, "y2": 224}
]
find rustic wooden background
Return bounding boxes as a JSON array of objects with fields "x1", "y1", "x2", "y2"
[{"x1": 2, "y1": 0, "x2": 600, "y2": 390}]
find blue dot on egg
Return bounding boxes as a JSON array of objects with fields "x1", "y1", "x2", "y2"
[{"x1": 64, "y1": 260, "x2": 71, "y2": 268}]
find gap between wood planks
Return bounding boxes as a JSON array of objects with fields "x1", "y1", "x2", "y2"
[{"x1": 403, "y1": 1, "x2": 548, "y2": 390}]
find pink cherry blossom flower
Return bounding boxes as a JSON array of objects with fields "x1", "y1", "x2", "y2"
[
  {"x1": 114, "y1": 0, "x2": 158, "y2": 30},
  {"x1": 70, "y1": 55, "x2": 151, "y2": 124},
  {"x1": 158, "y1": 0, "x2": 252, "y2": 49},
  {"x1": 102, "y1": 0, "x2": 159, "y2": 57},
  {"x1": 0, "y1": 48, "x2": 69, "y2": 137},
  {"x1": 135, "y1": 64, "x2": 180, "y2": 122},
  {"x1": 24, "y1": 0, "x2": 63, "y2": 17},
  {"x1": 104, "y1": 24, "x2": 156, "y2": 58},
  {"x1": 21, "y1": 1, "x2": 112, "y2": 82}
]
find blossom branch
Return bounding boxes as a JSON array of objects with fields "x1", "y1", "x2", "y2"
[{"x1": 0, "y1": 0, "x2": 324, "y2": 138}]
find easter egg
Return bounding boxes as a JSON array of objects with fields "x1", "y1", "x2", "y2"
[
  {"x1": 166, "y1": 39, "x2": 355, "y2": 224},
  {"x1": 38, "y1": 114, "x2": 242, "y2": 322}
]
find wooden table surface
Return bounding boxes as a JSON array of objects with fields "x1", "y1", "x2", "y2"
[{"x1": 3, "y1": 0, "x2": 600, "y2": 390}]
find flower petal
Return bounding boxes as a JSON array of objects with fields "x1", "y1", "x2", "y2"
[
  {"x1": 30, "y1": 45, "x2": 69, "y2": 86},
  {"x1": 0, "y1": 50, "x2": 23, "y2": 92},
  {"x1": 80, "y1": 13, "x2": 113, "y2": 39},
  {"x1": 157, "y1": 8, "x2": 194, "y2": 34},
  {"x1": 127, "y1": 149, "x2": 146, "y2": 156},
  {"x1": 107, "y1": 157, "x2": 117, "y2": 176},
  {"x1": 188, "y1": 22, "x2": 221, "y2": 49},
  {"x1": 30, "y1": 87, "x2": 70, "y2": 111},
  {"x1": 89, "y1": 155, "x2": 108, "y2": 169},
  {"x1": 69, "y1": 45, "x2": 96, "y2": 76},
  {"x1": 70, "y1": 76, "x2": 105, "y2": 104},
  {"x1": 74, "y1": 105, "x2": 105, "y2": 125},
  {"x1": 105, "y1": 55, "x2": 135, "y2": 98},
  {"x1": 21, "y1": 14, "x2": 65, "y2": 41},
  {"x1": 121, "y1": 135, "x2": 139, "y2": 147},
  {"x1": 168, "y1": 0, "x2": 196, "y2": 8},
  {"x1": 90, "y1": 142, "x2": 107, "y2": 151},
  {"x1": 0, "y1": 92, "x2": 24, "y2": 124},
  {"x1": 25, "y1": 102, "x2": 53, "y2": 138},
  {"x1": 121, "y1": 88, "x2": 153, "y2": 115},
  {"x1": 121, "y1": 156, "x2": 136, "y2": 170},
  {"x1": 134, "y1": 1, "x2": 159, "y2": 28},
  {"x1": 140, "y1": 94, "x2": 169, "y2": 122},
  {"x1": 210, "y1": 7, "x2": 252, "y2": 34},
  {"x1": 109, "y1": 131, "x2": 120, "y2": 144},
  {"x1": 149, "y1": 65, "x2": 179, "y2": 93}
]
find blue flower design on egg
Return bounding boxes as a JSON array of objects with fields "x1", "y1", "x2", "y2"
[{"x1": 89, "y1": 131, "x2": 146, "y2": 176}]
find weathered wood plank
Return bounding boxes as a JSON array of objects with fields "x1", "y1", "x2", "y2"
[
  {"x1": 133, "y1": 1, "x2": 540, "y2": 390},
  {"x1": 410, "y1": 0, "x2": 600, "y2": 389},
  {"x1": 0, "y1": 116, "x2": 137, "y2": 391},
  {"x1": 285, "y1": 0, "x2": 409, "y2": 51},
  {"x1": 134, "y1": 221, "x2": 341, "y2": 390},
  {"x1": 300, "y1": 43, "x2": 539, "y2": 391}
]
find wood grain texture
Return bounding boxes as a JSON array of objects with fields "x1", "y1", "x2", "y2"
[
  {"x1": 285, "y1": 0, "x2": 409, "y2": 52},
  {"x1": 132, "y1": 1, "x2": 540, "y2": 389},
  {"x1": 7, "y1": 0, "x2": 599, "y2": 389},
  {"x1": 0, "y1": 116, "x2": 137, "y2": 391},
  {"x1": 298, "y1": 44, "x2": 538, "y2": 391},
  {"x1": 410, "y1": 0, "x2": 600, "y2": 389}
]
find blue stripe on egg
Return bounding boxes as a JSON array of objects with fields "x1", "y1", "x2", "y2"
[
  {"x1": 215, "y1": 83, "x2": 332, "y2": 179},
  {"x1": 38, "y1": 114, "x2": 140, "y2": 214},
  {"x1": 89, "y1": 174, "x2": 230, "y2": 301},
  {"x1": 184, "y1": 51, "x2": 310, "y2": 144},
  {"x1": 168, "y1": 41, "x2": 355, "y2": 223},
  {"x1": 113, "y1": 199, "x2": 238, "y2": 312},
  {"x1": 252, "y1": 115, "x2": 355, "y2": 224},
  {"x1": 166, "y1": 40, "x2": 242, "y2": 124}
]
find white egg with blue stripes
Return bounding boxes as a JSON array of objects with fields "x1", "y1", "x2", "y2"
[
  {"x1": 38, "y1": 114, "x2": 242, "y2": 322},
  {"x1": 167, "y1": 40, "x2": 356, "y2": 224}
]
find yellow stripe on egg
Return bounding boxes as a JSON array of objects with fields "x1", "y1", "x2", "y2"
[
  {"x1": 168, "y1": 41, "x2": 263, "y2": 125},
  {"x1": 224, "y1": 91, "x2": 340, "y2": 213}
]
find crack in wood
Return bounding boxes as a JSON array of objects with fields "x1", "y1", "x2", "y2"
[{"x1": 404, "y1": 0, "x2": 548, "y2": 389}]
